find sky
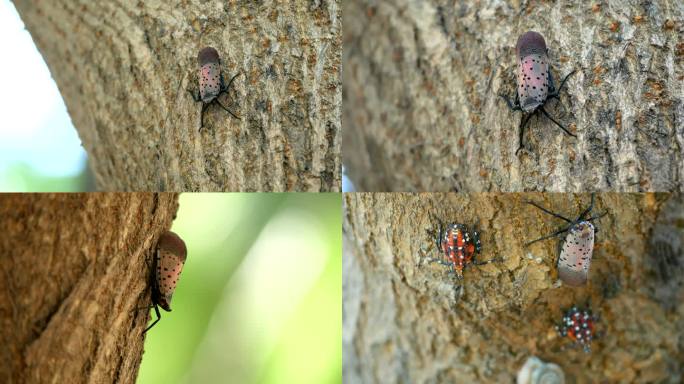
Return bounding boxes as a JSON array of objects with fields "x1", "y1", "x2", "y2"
[
  {"x1": 342, "y1": 166, "x2": 355, "y2": 192},
  {"x1": 0, "y1": 0, "x2": 87, "y2": 189}
]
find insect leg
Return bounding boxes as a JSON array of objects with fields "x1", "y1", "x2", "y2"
[
  {"x1": 539, "y1": 107, "x2": 576, "y2": 137},
  {"x1": 516, "y1": 113, "x2": 534, "y2": 155},
  {"x1": 134, "y1": 252, "x2": 158, "y2": 312},
  {"x1": 584, "y1": 195, "x2": 608, "y2": 233},
  {"x1": 577, "y1": 193, "x2": 597, "y2": 220},
  {"x1": 199, "y1": 103, "x2": 209, "y2": 132},
  {"x1": 524, "y1": 227, "x2": 571, "y2": 247},
  {"x1": 221, "y1": 72, "x2": 242, "y2": 94},
  {"x1": 436, "y1": 221, "x2": 443, "y2": 252},
  {"x1": 428, "y1": 212, "x2": 445, "y2": 252},
  {"x1": 424, "y1": 257, "x2": 453, "y2": 267},
  {"x1": 550, "y1": 70, "x2": 576, "y2": 98},
  {"x1": 586, "y1": 211, "x2": 608, "y2": 222},
  {"x1": 143, "y1": 303, "x2": 162, "y2": 334},
  {"x1": 188, "y1": 90, "x2": 201, "y2": 102},
  {"x1": 500, "y1": 94, "x2": 522, "y2": 111},
  {"x1": 472, "y1": 256, "x2": 503, "y2": 266},
  {"x1": 215, "y1": 99, "x2": 241, "y2": 120},
  {"x1": 579, "y1": 193, "x2": 608, "y2": 223},
  {"x1": 525, "y1": 200, "x2": 573, "y2": 222}
]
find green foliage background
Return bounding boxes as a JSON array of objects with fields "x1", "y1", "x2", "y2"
[{"x1": 137, "y1": 193, "x2": 341, "y2": 384}]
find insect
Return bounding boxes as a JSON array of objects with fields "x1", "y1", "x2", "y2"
[
  {"x1": 143, "y1": 231, "x2": 187, "y2": 333},
  {"x1": 500, "y1": 31, "x2": 577, "y2": 155},
  {"x1": 425, "y1": 218, "x2": 499, "y2": 280},
  {"x1": 556, "y1": 305, "x2": 599, "y2": 353},
  {"x1": 525, "y1": 194, "x2": 607, "y2": 287},
  {"x1": 188, "y1": 47, "x2": 241, "y2": 131}
]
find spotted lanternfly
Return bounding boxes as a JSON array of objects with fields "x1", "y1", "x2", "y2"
[
  {"x1": 143, "y1": 231, "x2": 187, "y2": 333},
  {"x1": 556, "y1": 305, "x2": 599, "y2": 353},
  {"x1": 525, "y1": 194, "x2": 607, "y2": 287},
  {"x1": 189, "y1": 47, "x2": 241, "y2": 131},
  {"x1": 425, "y1": 219, "x2": 500, "y2": 280},
  {"x1": 499, "y1": 31, "x2": 577, "y2": 155}
]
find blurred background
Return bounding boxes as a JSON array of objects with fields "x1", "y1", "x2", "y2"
[
  {"x1": 138, "y1": 193, "x2": 341, "y2": 384},
  {"x1": 0, "y1": 0, "x2": 89, "y2": 191}
]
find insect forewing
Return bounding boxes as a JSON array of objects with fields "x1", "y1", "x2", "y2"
[{"x1": 557, "y1": 222, "x2": 594, "y2": 286}]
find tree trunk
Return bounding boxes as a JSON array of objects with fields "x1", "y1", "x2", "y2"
[
  {"x1": 342, "y1": 1, "x2": 682, "y2": 192},
  {"x1": 0, "y1": 193, "x2": 179, "y2": 383},
  {"x1": 13, "y1": 1, "x2": 341, "y2": 192},
  {"x1": 343, "y1": 193, "x2": 684, "y2": 383}
]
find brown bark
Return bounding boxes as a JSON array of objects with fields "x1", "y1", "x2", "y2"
[
  {"x1": 0, "y1": 193, "x2": 179, "y2": 383},
  {"x1": 343, "y1": 193, "x2": 684, "y2": 382},
  {"x1": 13, "y1": 1, "x2": 341, "y2": 192},
  {"x1": 343, "y1": 1, "x2": 683, "y2": 192}
]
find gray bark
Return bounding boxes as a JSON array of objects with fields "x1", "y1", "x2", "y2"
[
  {"x1": 14, "y1": 1, "x2": 341, "y2": 192},
  {"x1": 0, "y1": 193, "x2": 179, "y2": 383},
  {"x1": 343, "y1": 193, "x2": 684, "y2": 383},
  {"x1": 343, "y1": 1, "x2": 683, "y2": 192}
]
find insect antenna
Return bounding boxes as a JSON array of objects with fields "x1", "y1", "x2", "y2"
[
  {"x1": 539, "y1": 107, "x2": 575, "y2": 137},
  {"x1": 550, "y1": 70, "x2": 576, "y2": 98},
  {"x1": 215, "y1": 99, "x2": 241, "y2": 120}
]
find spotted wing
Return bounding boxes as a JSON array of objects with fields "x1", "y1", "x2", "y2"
[
  {"x1": 516, "y1": 53, "x2": 550, "y2": 112},
  {"x1": 199, "y1": 62, "x2": 222, "y2": 102},
  {"x1": 156, "y1": 247, "x2": 186, "y2": 311},
  {"x1": 558, "y1": 226, "x2": 594, "y2": 286}
]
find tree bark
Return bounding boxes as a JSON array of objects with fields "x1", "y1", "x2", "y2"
[
  {"x1": 343, "y1": 193, "x2": 684, "y2": 383},
  {"x1": 0, "y1": 193, "x2": 179, "y2": 383},
  {"x1": 343, "y1": 1, "x2": 683, "y2": 192},
  {"x1": 13, "y1": 1, "x2": 341, "y2": 192}
]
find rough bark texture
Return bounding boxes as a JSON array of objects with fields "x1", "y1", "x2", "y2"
[
  {"x1": 0, "y1": 193, "x2": 179, "y2": 383},
  {"x1": 343, "y1": 193, "x2": 684, "y2": 383},
  {"x1": 343, "y1": 1, "x2": 683, "y2": 192},
  {"x1": 14, "y1": 1, "x2": 341, "y2": 192}
]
